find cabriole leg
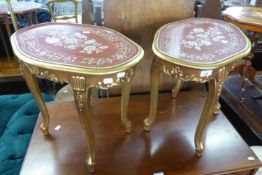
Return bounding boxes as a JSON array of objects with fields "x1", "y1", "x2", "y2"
[
  {"x1": 172, "y1": 78, "x2": 182, "y2": 98},
  {"x1": 121, "y1": 78, "x2": 132, "y2": 133},
  {"x1": 21, "y1": 63, "x2": 50, "y2": 135},
  {"x1": 144, "y1": 59, "x2": 160, "y2": 131},
  {"x1": 72, "y1": 76, "x2": 95, "y2": 173},
  {"x1": 194, "y1": 78, "x2": 218, "y2": 156}
]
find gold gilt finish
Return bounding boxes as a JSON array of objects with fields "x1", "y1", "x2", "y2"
[
  {"x1": 11, "y1": 23, "x2": 144, "y2": 173},
  {"x1": 144, "y1": 18, "x2": 251, "y2": 156},
  {"x1": 17, "y1": 56, "x2": 142, "y2": 173},
  {"x1": 46, "y1": 0, "x2": 79, "y2": 23},
  {"x1": 152, "y1": 24, "x2": 251, "y2": 70},
  {"x1": 5, "y1": 0, "x2": 18, "y2": 31}
]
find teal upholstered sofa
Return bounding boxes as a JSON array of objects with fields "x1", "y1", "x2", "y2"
[{"x1": 0, "y1": 93, "x2": 52, "y2": 175}]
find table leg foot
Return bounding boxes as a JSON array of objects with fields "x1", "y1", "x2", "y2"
[
  {"x1": 124, "y1": 121, "x2": 132, "y2": 134},
  {"x1": 40, "y1": 123, "x2": 49, "y2": 136},
  {"x1": 195, "y1": 142, "x2": 204, "y2": 157},
  {"x1": 172, "y1": 79, "x2": 182, "y2": 98},
  {"x1": 143, "y1": 119, "x2": 151, "y2": 132},
  {"x1": 86, "y1": 156, "x2": 96, "y2": 173},
  {"x1": 213, "y1": 103, "x2": 221, "y2": 116},
  {"x1": 121, "y1": 78, "x2": 132, "y2": 134},
  {"x1": 143, "y1": 59, "x2": 160, "y2": 131}
]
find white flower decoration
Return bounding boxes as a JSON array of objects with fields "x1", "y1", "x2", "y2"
[
  {"x1": 44, "y1": 31, "x2": 109, "y2": 54},
  {"x1": 85, "y1": 39, "x2": 97, "y2": 45},
  {"x1": 182, "y1": 26, "x2": 228, "y2": 51},
  {"x1": 45, "y1": 37, "x2": 61, "y2": 44}
]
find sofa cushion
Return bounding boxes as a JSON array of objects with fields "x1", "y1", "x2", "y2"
[{"x1": 0, "y1": 93, "x2": 52, "y2": 175}]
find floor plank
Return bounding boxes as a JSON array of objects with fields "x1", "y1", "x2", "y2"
[{"x1": 0, "y1": 58, "x2": 22, "y2": 82}]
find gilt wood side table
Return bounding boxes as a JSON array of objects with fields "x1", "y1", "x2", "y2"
[
  {"x1": 0, "y1": 1, "x2": 42, "y2": 60},
  {"x1": 144, "y1": 18, "x2": 251, "y2": 156},
  {"x1": 10, "y1": 22, "x2": 144, "y2": 172},
  {"x1": 0, "y1": 1, "x2": 42, "y2": 15},
  {"x1": 223, "y1": 7, "x2": 262, "y2": 101},
  {"x1": 0, "y1": 1, "x2": 42, "y2": 34}
]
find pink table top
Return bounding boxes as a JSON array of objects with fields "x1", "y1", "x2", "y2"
[
  {"x1": 11, "y1": 23, "x2": 143, "y2": 70},
  {"x1": 154, "y1": 18, "x2": 250, "y2": 67}
]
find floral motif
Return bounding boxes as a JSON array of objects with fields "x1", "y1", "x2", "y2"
[
  {"x1": 182, "y1": 27, "x2": 228, "y2": 51},
  {"x1": 158, "y1": 18, "x2": 248, "y2": 64},
  {"x1": 15, "y1": 23, "x2": 140, "y2": 67},
  {"x1": 45, "y1": 31, "x2": 109, "y2": 54}
]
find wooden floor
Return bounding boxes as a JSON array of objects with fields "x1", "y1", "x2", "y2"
[
  {"x1": 20, "y1": 88, "x2": 261, "y2": 175},
  {"x1": 221, "y1": 75, "x2": 262, "y2": 145},
  {"x1": 0, "y1": 58, "x2": 22, "y2": 82}
]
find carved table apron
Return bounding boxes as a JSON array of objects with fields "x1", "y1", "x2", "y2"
[
  {"x1": 10, "y1": 22, "x2": 144, "y2": 173},
  {"x1": 144, "y1": 18, "x2": 251, "y2": 156}
]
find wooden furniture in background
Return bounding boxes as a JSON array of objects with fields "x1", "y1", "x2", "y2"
[
  {"x1": 0, "y1": 0, "x2": 22, "y2": 80},
  {"x1": 144, "y1": 18, "x2": 251, "y2": 156},
  {"x1": 0, "y1": 1, "x2": 42, "y2": 80},
  {"x1": 0, "y1": 1, "x2": 42, "y2": 36},
  {"x1": 221, "y1": 75, "x2": 262, "y2": 145},
  {"x1": 223, "y1": 7, "x2": 262, "y2": 33},
  {"x1": 224, "y1": 0, "x2": 262, "y2": 8},
  {"x1": 20, "y1": 89, "x2": 262, "y2": 175},
  {"x1": 0, "y1": 59, "x2": 21, "y2": 81},
  {"x1": 101, "y1": 0, "x2": 195, "y2": 94},
  {"x1": 199, "y1": 0, "x2": 222, "y2": 19},
  {"x1": 223, "y1": 6, "x2": 262, "y2": 101},
  {"x1": 11, "y1": 22, "x2": 144, "y2": 172},
  {"x1": 81, "y1": 0, "x2": 93, "y2": 24},
  {"x1": 46, "y1": 0, "x2": 79, "y2": 23}
]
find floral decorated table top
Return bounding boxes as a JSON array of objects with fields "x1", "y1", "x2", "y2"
[
  {"x1": 11, "y1": 22, "x2": 144, "y2": 75},
  {"x1": 0, "y1": 1, "x2": 42, "y2": 15},
  {"x1": 153, "y1": 18, "x2": 250, "y2": 69}
]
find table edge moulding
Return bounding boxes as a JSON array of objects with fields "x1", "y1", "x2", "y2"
[
  {"x1": 11, "y1": 22, "x2": 144, "y2": 75},
  {"x1": 144, "y1": 18, "x2": 251, "y2": 157},
  {"x1": 152, "y1": 18, "x2": 251, "y2": 70},
  {"x1": 10, "y1": 22, "x2": 144, "y2": 173}
]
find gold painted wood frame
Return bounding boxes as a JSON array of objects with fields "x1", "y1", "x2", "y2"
[
  {"x1": 144, "y1": 18, "x2": 251, "y2": 157},
  {"x1": 5, "y1": 0, "x2": 19, "y2": 31},
  {"x1": 19, "y1": 61, "x2": 140, "y2": 172},
  {"x1": 10, "y1": 23, "x2": 144, "y2": 173},
  {"x1": 46, "y1": 0, "x2": 79, "y2": 23},
  {"x1": 144, "y1": 58, "x2": 244, "y2": 156}
]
